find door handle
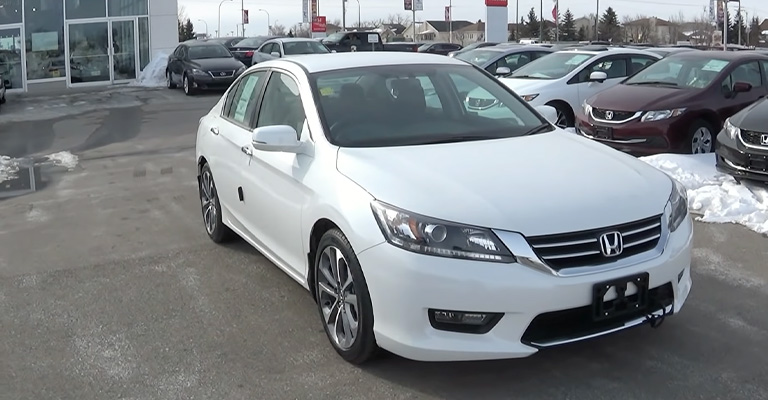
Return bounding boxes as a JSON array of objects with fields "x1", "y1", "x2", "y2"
[
  {"x1": 241, "y1": 145, "x2": 252, "y2": 156},
  {"x1": 210, "y1": 126, "x2": 219, "y2": 135}
]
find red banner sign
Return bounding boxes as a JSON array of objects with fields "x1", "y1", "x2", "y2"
[
  {"x1": 485, "y1": 0, "x2": 508, "y2": 6},
  {"x1": 311, "y1": 0, "x2": 318, "y2": 17},
  {"x1": 242, "y1": 9, "x2": 249, "y2": 24},
  {"x1": 312, "y1": 16, "x2": 326, "y2": 32},
  {"x1": 404, "y1": 0, "x2": 412, "y2": 10}
]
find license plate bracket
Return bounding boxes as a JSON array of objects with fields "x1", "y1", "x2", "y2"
[
  {"x1": 592, "y1": 272, "x2": 649, "y2": 321},
  {"x1": 594, "y1": 125, "x2": 613, "y2": 140}
]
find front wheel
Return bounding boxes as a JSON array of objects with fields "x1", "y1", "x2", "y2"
[
  {"x1": 314, "y1": 229, "x2": 378, "y2": 364},
  {"x1": 688, "y1": 120, "x2": 714, "y2": 154},
  {"x1": 548, "y1": 102, "x2": 573, "y2": 129},
  {"x1": 183, "y1": 73, "x2": 195, "y2": 96}
]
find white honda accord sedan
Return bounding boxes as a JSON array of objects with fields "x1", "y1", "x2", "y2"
[{"x1": 194, "y1": 52, "x2": 693, "y2": 364}]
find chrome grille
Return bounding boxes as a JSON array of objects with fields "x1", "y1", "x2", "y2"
[
  {"x1": 526, "y1": 215, "x2": 663, "y2": 271},
  {"x1": 591, "y1": 108, "x2": 636, "y2": 121},
  {"x1": 741, "y1": 130, "x2": 768, "y2": 147},
  {"x1": 208, "y1": 70, "x2": 235, "y2": 78}
]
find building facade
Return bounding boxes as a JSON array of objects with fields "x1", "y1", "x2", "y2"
[{"x1": 0, "y1": 0, "x2": 178, "y2": 94}]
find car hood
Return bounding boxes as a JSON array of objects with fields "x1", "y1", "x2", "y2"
[
  {"x1": 336, "y1": 131, "x2": 673, "y2": 237},
  {"x1": 588, "y1": 84, "x2": 696, "y2": 111},
  {"x1": 497, "y1": 77, "x2": 556, "y2": 96},
  {"x1": 190, "y1": 58, "x2": 243, "y2": 70},
  {"x1": 730, "y1": 96, "x2": 768, "y2": 131}
]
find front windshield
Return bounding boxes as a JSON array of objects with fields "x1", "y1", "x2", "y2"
[
  {"x1": 624, "y1": 56, "x2": 730, "y2": 89},
  {"x1": 323, "y1": 33, "x2": 345, "y2": 42},
  {"x1": 311, "y1": 64, "x2": 550, "y2": 147},
  {"x1": 188, "y1": 45, "x2": 232, "y2": 59},
  {"x1": 234, "y1": 37, "x2": 269, "y2": 48},
  {"x1": 455, "y1": 49, "x2": 502, "y2": 66},
  {"x1": 510, "y1": 52, "x2": 594, "y2": 79},
  {"x1": 284, "y1": 41, "x2": 330, "y2": 55}
]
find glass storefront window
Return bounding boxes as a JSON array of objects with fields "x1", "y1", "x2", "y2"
[
  {"x1": 138, "y1": 17, "x2": 149, "y2": 71},
  {"x1": 65, "y1": 0, "x2": 106, "y2": 20},
  {"x1": 25, "y1": 0, "x2": 66, "y2": 80},
  {"x1": 0, "y1": 0, "x2": 23, "y2": 24},
  {"x1": 0, "y1": 28, "x2": 24, "y2": 89},
  {"x1": 108, "y1": 0, "x2": 148, "y2": 17}
]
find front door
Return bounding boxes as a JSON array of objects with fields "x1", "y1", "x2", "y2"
[
  {"x1": 66, "y1": 19, "x2": 138, "y2": 86},
  {"x1": 0, "y1": 25, "x2": 26, "y2": 92}
]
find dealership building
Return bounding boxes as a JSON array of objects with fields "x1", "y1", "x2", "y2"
[{"x1": 0, "y1": 0, "x2": 178, "y2": 94}]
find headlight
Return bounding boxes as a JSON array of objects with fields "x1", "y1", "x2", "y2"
[
  {"x1": 667, "y1": 178, "x2": 688, "y2": 232},
  {"x1": 191, "y1": 68, "x2": 207, "y2": 75},
  {"x1": 520, "y1": 94, "x2": 539, "y2": 102},
  {"x1": 641, "y1": 108, "x2": 686, "y2": 122},
  {"x1": 371, "y1": 201, "x2": 515, "y2": 263},
  {"x1": 582, "y1": 99, "x2": 592, "y2": 116},
  {"x1": 724, "y1": 118, "x2": 740, "y2": 140},
  {"x1": 236, "y1": 66, "x2": 246, "y2": 74}
]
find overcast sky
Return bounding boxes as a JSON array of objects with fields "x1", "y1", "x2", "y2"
[{"x1": 179, "y1": 0, "x2": 768, "y2": 37}]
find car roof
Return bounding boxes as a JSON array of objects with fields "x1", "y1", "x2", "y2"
[
  {"x1": 556, "y1": 47, "x2": 660, "y2": 57},
  {"x1": 469, "y1": 45, "x2": 553, "y2": 54},
  {"x1": 273, "y1": 52, "x2": 468, "y2": 73},
  {"x1": 270, "y1": 37, "x2": 323, "y2": 43},
  {"x1": 185, "y1": 41, "x2": 228, "y2": 47},
  {"x1": 665, "y1": 50, "x2": 768, "y2": 61}
]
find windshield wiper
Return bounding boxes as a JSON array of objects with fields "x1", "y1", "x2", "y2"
[
  {"x1": 523, "y1": 123, "x2": 554, "y2": 136},
  {"x1": 511, "y1": 75, "x2": 546, "y2": 79},
  {"x1": 626, "y1": 81, "x2": 678, "y2": 86},
  {"x1": 413, "y1": 135, "x2": 502, "y2": 145}
]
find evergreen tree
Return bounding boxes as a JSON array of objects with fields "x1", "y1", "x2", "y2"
[
  {"x1": 598, "y1": 7, "x2": 621, "y2": 42},
  {"x1": 561, "y1": 9, "x2": 577, "y2": 41},
  {"x1": 576, "y1": 26, "x2": 587, "y2": 41},
  {"x1": 184, "y1": 19, "x2": 195, "y2": 40},
  {"x1": 525, "y1": 7, "x2": 539, "y2": 38},
  {"x1": 749, "y1": 16, "x2": 761, "y2": 46}
]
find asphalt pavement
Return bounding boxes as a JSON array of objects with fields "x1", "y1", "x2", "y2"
[{"x1": 0, "y1": 88, "x2": 766, "y2": 400}]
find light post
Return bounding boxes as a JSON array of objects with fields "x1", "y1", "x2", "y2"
[
  {"x1": 258, "y1": 9, "x2": 270, "y2": 35},
  {"x1": 356, "y1": 0, "x2": 360, "y2": 28},
  {"x1": 197, "y1": 19, "x2": 208, "y2": 37},
  {"x1": 218, "y1": 0, "x2": 233, "y2": 38}
]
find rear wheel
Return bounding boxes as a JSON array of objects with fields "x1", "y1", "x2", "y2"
[
  {"x1": 547, "y1": 102, "x2": 573, "y2": 129},
  {"x1": 688, "y1": 120, "x2": 714, "y2": 154},
  {"x1": 198, "y1": 164, "x2": 234, "y2": 243},
  {"x1": 166, "y1": 70, "x2": 176, "y2": 89}
]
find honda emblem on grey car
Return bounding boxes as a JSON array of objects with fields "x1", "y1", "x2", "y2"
[
  {"x1": 605, "y1": 111, "x2": 614, "y2": 120},
  {"x1": 761, "y1": 134, "x2": 768, "y2": 146},
  {"x1": 599, "y1": 231, "x2": 623, "y2": 257}
]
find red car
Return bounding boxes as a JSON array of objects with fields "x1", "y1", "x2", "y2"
[{"x1": 576, "y1": 51, "x2": 768, "y2": 155}]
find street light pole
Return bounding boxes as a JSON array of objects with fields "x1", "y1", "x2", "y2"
[
  {"x1": 515, "y1": 0, "x2": 519, "y2": 41},
  {"x1": 342, "y1": 0, "x2": 346, "y2": 31},
  {"x1": 449, "y1": 0, "x2": 452, "y2": 43},
  {"x1": 595, "y1": 0, "x2": 599, "y2": 40},
  {"x1": 197, "y1": 19, "x2": 209, "y2": 37},
  {"x1": 258, "y1": 9, "x2": 270, "y2": 35},
  {"x1": 356, "y1": 0, "x2": 360, "y2": 28},
  {"x1": 218, "y1": 0, "x2": 232, "y2": 38}
]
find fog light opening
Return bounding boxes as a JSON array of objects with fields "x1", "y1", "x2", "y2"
[
  {"x1": 428, "y1": 308, "x2": 503, "y2": 334},
  {"x1": 678, "y1": 269, "x2": 685, "y2": 283}
]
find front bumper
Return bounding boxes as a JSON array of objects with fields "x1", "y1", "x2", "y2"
[
  {"x1": 189, "y1": 73, "x2": 238, "y2": 90},
  {"x1": 575, "y1": 115, "x2": 689, "y2": 155},
  {"x1": 357, "y1": 213, "x2": 693, "y2": 362},
  {"x1": 715, "y1": 129, "x2": 768, "y2": 183}
]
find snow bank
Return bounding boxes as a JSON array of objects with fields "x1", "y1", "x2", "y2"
[
  {"x1": 133, "y1": 51, "x2": 169, "y2": 87},
  {"x1": 640, "y1": 153, "x2": 768, "y2": 234},
  {"x1": 45, "y1": 151, "x2": 79, "y2": 171},
  {"x1": 0, "y1": 155, "x2": 18, "y2": 184}
]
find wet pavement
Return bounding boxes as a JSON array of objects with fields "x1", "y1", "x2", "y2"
[{"x1": 0, "y1": 88, "x2": 767, "y2": 400}]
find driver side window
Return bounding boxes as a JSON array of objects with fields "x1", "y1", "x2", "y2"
[
  {"x1": 579, "y1": 57, "x2": 627, "y2": 82},
  {"x1": 260, "y1": 43, "x2": 273, "y2": 53},
  {"x1": 256, "y1": 72, "x2": 306, "y2": 139}
]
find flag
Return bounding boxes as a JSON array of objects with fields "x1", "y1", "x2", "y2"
[{"x1": 552, "y1": 0, "x2": 558, "y2": 21}]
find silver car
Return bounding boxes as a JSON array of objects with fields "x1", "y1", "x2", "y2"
[{"x1": 453, "y1": 45, "x2": 556, "y2": 77}]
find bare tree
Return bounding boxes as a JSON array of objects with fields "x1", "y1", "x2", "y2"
[
  {"x1": 667, "y1": 11, "x2": 687, "y2": 45},
  {"x1": 385, "y1": 13, "x2": 412, "y2": 26},
  {"x1": 269, "y1": 23, "x2": 287, "y2": 36},
  {"x1": 622, "y1": 15, "x2": 653, "y2": 43},
  {"x1": 290, "y1": 23, "x2": 311, "y2": 38}
]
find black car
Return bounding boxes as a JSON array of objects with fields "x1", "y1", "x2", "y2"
[
  {"x1": 203, "y1": 36, "x2": 246, "y2": 50},
  {"x1": 321, "y1": 31, "x2": 384, "y2": 52},
  {"x1": 715, "y1": 95, "x2": 768, "y2": 183},
  {"x1": 230, "y1": 36, "x2": 282, "y2": 66},
  {"x1": 166, "y1": 41, "x2": 246, "y2": 95},
  {"x1": 417, "y1": 42, "x2": 463, "y2": 56}
]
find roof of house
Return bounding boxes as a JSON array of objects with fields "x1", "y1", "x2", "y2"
[
  {"x1": 425, "y1": 20, "x2": 474, "y2": 32},
  {"x1": 761, "y1": 19, "x2": 768, "y2": 31},
  {"x1": 625, "y1": 17, "x2": 672, "y2": 27},
  {"x1": 382, "y1": 23, "x2": 407, "y2": 34}
]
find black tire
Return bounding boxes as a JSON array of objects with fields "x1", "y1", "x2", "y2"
[
  {"x1": 687, "y1": 119, "x2": 715, "y2": 154},
  {"x1": 183, "y1": 73, "x2": 195, "y2": 96},
  {"x1": 166, "y1": 70, "x2": 177, "y2": 89},
  {"x1": 314, "y1": 229, "x2": 378, "y2": 364},
  {"x1": 547, "y1": 101, "x2": 574, "y2": 128},
  {"x1": 198, "y1": 163, "x2": 234, "y2": 243}
]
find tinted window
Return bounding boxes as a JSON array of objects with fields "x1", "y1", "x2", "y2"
[
  {"x1": 235, "y1": 37, "x2": 270, "y2": 47},
  {"x1": 579, "y1": 57, "x2": 627, "y2": 81},
  {"x1": 283, "y1": 41, "x2": 330, "y2": 55},
  {"x1": 66, "y1": 0, "x2": 106, "y2": 19},
  {"x1": 259, "y1": 43, "x2": 275, "y2": 53},
  {"x1": 312, "y1": 64, "x2": 549, "y2": 147},
  {"x1": 625, "y1": 56, "x2": 731, "y2": 89},
  {"x1": 729, "y1": 61, "x2": 762, "y2": 88},
  {"x1": 510, "y1": 52, "x2": 595, "y2": 79},
  {"x1": 762, "y1": 61, "x2": 768, "y2": 80},
  {"x1": 257, "y1": 72, "x2": 306, "y2": 138},
  {"x1": 188, "y1": 45, "x2": 231, "y2": 59},
  {"x1": 223, "y1": 71, "x2": 266, "y2": 126},
  {"x1": 629, "y1": 56, "x2": 656, "y2": 74}
]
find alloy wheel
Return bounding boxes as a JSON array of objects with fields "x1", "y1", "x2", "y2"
[
  {"x1": 691, "y1": 127, "x2": 713, "y2": 154},
  {"x1": 317, "y1": 245, "x2": 359, "y2": 350},
  {"x1": 555, "y1": 110, "x2": 569, "y2": 129},
  {"x1": 199, "y1": 170, "x2": 217, "y2": 234}
]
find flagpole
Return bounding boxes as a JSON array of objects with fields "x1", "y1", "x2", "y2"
[{"x1": 555, "y1": 0, "x2": 559, "y2": 42}]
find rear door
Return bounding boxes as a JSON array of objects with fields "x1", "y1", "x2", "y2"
[{"x1": 717, "y1": 60, "x2": 766, "y2": 122}]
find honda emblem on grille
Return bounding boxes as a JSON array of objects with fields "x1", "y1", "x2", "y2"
[
  {"x1": 761, "y1": 134, "x2": 768, "y2": 146},
  {"x1": 599, "y1": 231, "x2": 623, "y2": 257},
  {"x1": 605, "y1": 110, "x2": 614, "y2": 120},
  {"x1": 220, "y1": 72, "x2": 226, "y2": 76}
]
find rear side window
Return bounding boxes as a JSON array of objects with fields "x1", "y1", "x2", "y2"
[
  {"x1": 629, "y1": 56, "x2": 656, "y2": 74},
  {"x1": 223, "y1": 71, "x2": 267, "y2": 127}
]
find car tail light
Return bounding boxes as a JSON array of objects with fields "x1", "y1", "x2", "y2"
[{"x1": 245, "y1": 51, "x2": 254, "y2": 57}]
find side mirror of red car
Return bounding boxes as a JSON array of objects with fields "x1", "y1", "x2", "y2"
[{"x1": 733, "y1": 81, "x2": 752, "y2": 93}]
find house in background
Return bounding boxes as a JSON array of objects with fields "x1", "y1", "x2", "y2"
[{"x1": 404, "y1": 20, "x2": 474, "y2": 43}]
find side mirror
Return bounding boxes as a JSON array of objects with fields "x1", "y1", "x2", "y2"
[
  {"x1": 534, "y1": 105, "x2": 558, "y2": 125},
  {"x1": 251, "y1": 125, "x2": 303, "y2": 153},
  {"x1": 589, "y1": 71, "x2": 608, "y2": 82},
  {"x1": 495, "y1": 66, "x2": 511, "y2": 76},
  {"x1": 270, "y1": 51, "x2": 281, "y2": 58},
  {"x1": 733, "y1": 81, "x2": 752, "y2": 93}
]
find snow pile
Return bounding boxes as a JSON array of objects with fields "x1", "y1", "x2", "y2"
[
  {"x1": 45, "y1": 151, "x2": 79, "y2": 171},
  {"x1": 0, "y1": 155, "x2": 18, "y2": 184},
  {"x1": 640, "y1": 153, "x2": 768, "y2": 234},
  {"x1": 133, "y1": 51, "x2": 169, "y2": 87}
]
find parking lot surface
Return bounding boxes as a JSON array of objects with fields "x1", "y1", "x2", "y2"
[{"x1": 1, "y1": 89, "x2": 767, "y2": 400}]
